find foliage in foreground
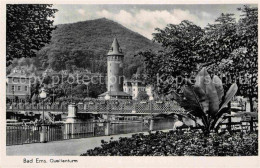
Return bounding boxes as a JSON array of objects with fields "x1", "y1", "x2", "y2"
[
  {"x1": 81, "y1": 131, "x2": 258, "y2": 156},
  {"x1": 172, "y1": 67, "x2": 238, "y2": 134}
]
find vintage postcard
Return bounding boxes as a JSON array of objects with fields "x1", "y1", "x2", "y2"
[{"x1": 0, "y1": 0, "x2": 259, "y2": 167}]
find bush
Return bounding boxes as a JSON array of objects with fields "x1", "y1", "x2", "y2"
[{"x1": 81, "y1": 131, "x2": 258, "y2": 156}]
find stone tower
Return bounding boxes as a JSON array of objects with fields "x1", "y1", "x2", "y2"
[
  {"x1": 107, "y1": 38, "x2": 124, "y2": 92},
  {"x1": 98, "y1": 38, "x2": 132, "y2": 99}
]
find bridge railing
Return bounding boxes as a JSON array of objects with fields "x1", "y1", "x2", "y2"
[{"x1": 6, "y1": 100, "x2": 185, "y2": 114}]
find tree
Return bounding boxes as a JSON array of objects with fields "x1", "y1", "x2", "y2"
[
  {"x1": 31, "y1": 94, "x2": 39, "y2": 103},
  {"x1": 197, "y1": 13, "x2": 239, "y2": 68},
  {"x1": 199, "y1": 6, "x2": 258, "y2": 113},
  {"x1": 6, "y1": 4, "x2": 58, "y2": 66},
  {"x1": 25, "y1": 95, "x2": 31, "y2": 103},
  {"x1": 88, "y1": 81, "x2": 107, "y2": 98},
  {"x1": 137, "y1": 91, "x2": 149, "y2": 101},
  {"x1": 30, "y1": 78, "x2": 41, "y2": 98},
  {"x1": 137, "y1": 20, "x2": 204, "y2": 95},
  {"x1": 139, "y1": 6, "x2": 258, "y2": 112},
  {"x1": 6, "y1": 97, "x2": 11, "y2": 103},
  {"x1": 234, "y1": 5, "x2": 258, "y2": 112}
]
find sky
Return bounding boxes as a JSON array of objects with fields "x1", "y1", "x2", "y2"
[{"x1": 53, "y1": 4, "x2": 256, "y2": 39}]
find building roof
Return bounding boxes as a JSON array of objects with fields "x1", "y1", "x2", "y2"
[
  {"x1": 124, "y1": 81, "x2": 132, "y2": 86},
  {"x1": 107, "y1": 38, "x2": 124, "y2": 56},
  {"x1": 99, "y1": 91, "x2": 132, "y2": 97},
  {"x1": 7, "y1": 71, "x2": 30, "y2": 78},
  {"x1": 131, "y1": 80, "x2": 146, "y2": 87},
  {"x1": 7, "y1": 67, "x2": 32, "y2": 78}
]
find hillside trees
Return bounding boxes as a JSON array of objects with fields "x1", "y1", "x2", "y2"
[
  {"x1": 29, "y1": 18, "x2": 161, "y2": 78},
  {"x1": 7, "y1": 4, "x2": 58, "y2": 66}
]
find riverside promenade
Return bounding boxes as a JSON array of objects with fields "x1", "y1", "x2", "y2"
[{"x1": 6, "y1": 130, "x2": 169, "y2": 156}]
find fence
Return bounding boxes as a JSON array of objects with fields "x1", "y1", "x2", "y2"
[
  {"x1": 6, "y1": 100, "x2": 185, "y2": 114},
  {"x1": 6, "y1": 122, "x2": 106, "y2": 146},
  {"x1": 6, "y1": 119, "x2": 174, "y2": 146},
  {"x1": 6, "y1": 118, "x2": 258, "y2": 146},
  {"x1": 219, "y1": 120, "x2": 258, "y2": 132},
  {"x1": 6, "y1": 125, "x2": 41, "y2": 145}
]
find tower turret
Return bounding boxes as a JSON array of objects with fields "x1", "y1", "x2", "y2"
[
  {"x1": 98, "y1": 38, "x2": 132, "y2": 100},
  {"x1": 107, "y1": 38, "x2": 124, "y2": 92}
]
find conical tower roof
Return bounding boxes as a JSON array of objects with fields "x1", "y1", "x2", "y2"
[{"x1": 107, "y1": 38, "x2": 124, "y2": 56}]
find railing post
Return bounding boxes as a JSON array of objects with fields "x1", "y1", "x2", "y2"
[
  {"x1": 132, "y1": 101, "x2": 137, "y2": 113},
  {"x1": 227, "y1": 103, "x2": 232, "y2": 132},
  {"x1": 250, "y1": 117, "x2": 254, "y2": 132},
  {"x1": 40, "y1": 125, "x2": 48, "y2": 143},
  {"x1": 150, "y1": 101, "x2": 153, "y2": 114},
  {"x1": 64, "y1": 103, "x2": 83, "y2": 138},
  {"x1": 105, "y1": 121, "x2": 111, "y2": 136},
  {"x1": 149, "y1": 118, "x2": 154, "y2": 131}
]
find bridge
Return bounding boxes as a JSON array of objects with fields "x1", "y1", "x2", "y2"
[{"x1": 6, "y1": 100, "x2": 185, "y2": 115}]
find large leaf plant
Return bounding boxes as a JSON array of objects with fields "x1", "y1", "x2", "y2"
[{"x1": 173, "y1": 67, "x2": 238, "y2": 134}]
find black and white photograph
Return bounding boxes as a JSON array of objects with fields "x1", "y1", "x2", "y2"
[{"x1": 0, "y1": 0, "x2": 259, "y2": 167}]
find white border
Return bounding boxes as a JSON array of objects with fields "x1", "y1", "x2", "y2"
[{"x1": 0, "y1": 0, "x2": 259, "y2": 168}]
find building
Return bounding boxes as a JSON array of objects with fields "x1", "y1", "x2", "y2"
[
  {"x1": 145, "y1": 85, "x2": 154, "y2": 100},
  {"x1": 131, "y1": 80, "x2": 146, "y2": 100},
  {"x1": 123, "y1": 80, "x2": 154, "y2": 100},
  {"x1": 123, "y1": 81, "x2": 132, "y2": 95},
  {"x1": 98, "y1": 38, "x2": 132, "y2": 100},
  {"x1": 6, "y1": 68, "x2": 31, "y2": 102}
]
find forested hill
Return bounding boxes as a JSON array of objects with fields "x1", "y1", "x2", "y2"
[{"x1": 34, "y1": 18, "x2": 161, "y2": 78}]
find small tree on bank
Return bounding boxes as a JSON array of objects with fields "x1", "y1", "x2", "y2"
[{"x1": 137, "y1": 91, "x2": 149, "y2": 101}]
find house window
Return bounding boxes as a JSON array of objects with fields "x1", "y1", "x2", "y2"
[
  {"x1": 11, "y1": 86, "x2": 15, "y2": 91},
  {"x1": 25, "y1": 86, "x2": 28, "y2": 91},
  {"x1": 18, "y1": 86, "x2": 21, "y2": 91}
]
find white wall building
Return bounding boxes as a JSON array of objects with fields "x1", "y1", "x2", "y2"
[{"x1": 123, "y1": 80, "x2": 154, "y2": 100}]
